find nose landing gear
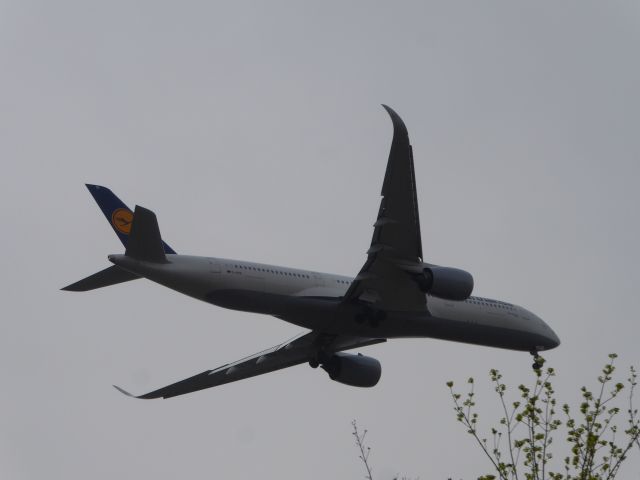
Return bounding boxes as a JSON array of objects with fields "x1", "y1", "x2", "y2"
[{"x1": 530, "y1": 350, "x2": 544, "y2": 370}]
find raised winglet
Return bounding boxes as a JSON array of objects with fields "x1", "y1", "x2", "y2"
[
  {"x1": 113, "y1": 385, "x2": 143, "y2": 399},
  {"x1": 381, "y1": 104, "x2": 409, "y2": 139}
]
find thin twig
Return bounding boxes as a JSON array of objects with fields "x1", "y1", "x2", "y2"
[{"x1": 352, "y1": 420, "x2": 374, "y2": 480}]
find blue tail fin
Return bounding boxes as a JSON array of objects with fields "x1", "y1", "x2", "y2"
[{"x1": 85, "y1": 184, "x2": 176, "y2": 254}]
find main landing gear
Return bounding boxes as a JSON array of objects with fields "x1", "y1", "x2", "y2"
[
  {"x1": 309, "y1": 350, "x2": 331, "y2": 369},
  {"x1": 530, "y1": 350, "x2": 544, "y2": 371}
]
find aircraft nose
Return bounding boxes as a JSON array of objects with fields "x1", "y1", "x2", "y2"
[
  {"x1": 519, "y1": 307, "x2": 561, "y2": 351},
  {"x1": 536, "y1": 314, "x2": 561, "y2": 350},
  {"x1": 545, "y1": 326, "x2": 561, "y2": 350}
]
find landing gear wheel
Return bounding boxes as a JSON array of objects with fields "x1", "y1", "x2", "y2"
[
  {"x1": 309, "y1": 359, "x2": 319, "y2": 369},
  {"x1": 529, "y1": 350, "x2": 543, "y2": 371}
]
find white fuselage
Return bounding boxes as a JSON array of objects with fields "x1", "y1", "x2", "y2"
[{"x1": 109, "y1": 254, "x2": 560, "y2": 353}]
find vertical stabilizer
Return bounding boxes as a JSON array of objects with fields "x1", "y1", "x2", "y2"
[{"x1": 85, "y1": 184, "x2": 176, "y2": 254}]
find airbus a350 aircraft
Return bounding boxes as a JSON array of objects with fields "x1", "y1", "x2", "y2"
[{"x1": 63, "y1": 106, "x2": 560, "y2": 399}]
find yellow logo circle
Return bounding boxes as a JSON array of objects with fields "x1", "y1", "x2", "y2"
[{"x1": 111, "y1": 208, "x2": 133, "y2": 234}]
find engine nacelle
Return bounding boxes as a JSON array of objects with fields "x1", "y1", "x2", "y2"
[
  {"x1": 416, "y1": 264, "x2": 474, "y2": 301},
  {"x1": 321, "y1": 352, "x2": 381, "y2": 387}
]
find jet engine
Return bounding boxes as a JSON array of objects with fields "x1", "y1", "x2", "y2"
[
  {"x1": 320, "y1": 352, "x2": 381, "y2": 387},
  {"x1": 415, "y1": 264, "x2": 474, "y2": 301}
]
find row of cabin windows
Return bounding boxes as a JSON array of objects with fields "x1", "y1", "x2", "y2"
[
  {"x1": 230, "y1": 264, "x2": 311, "y2": 279},
  {"x1": 466, "y1": 297, "x2": 514, "y2": 310},
  {"x1": 336, "y1": 279, "x2": 351, "y2": 285}
]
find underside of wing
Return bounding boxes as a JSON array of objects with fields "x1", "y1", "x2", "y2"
[
  {"x1": 343, "y1": 105, "x2": 426, "y2": 312},
  {"x1": 114, "y1": 332, "x2": 385, "y2": 399}
]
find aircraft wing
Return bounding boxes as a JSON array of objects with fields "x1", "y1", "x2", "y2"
[
  {"x1": 114, "y1": 332, "x2": 385, "y2": 399},
  {"x1": 343, "y1": 106, "x2": 426, "y2": 312}
]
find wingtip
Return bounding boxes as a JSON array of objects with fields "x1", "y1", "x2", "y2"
[
  {"x1": 113, "y1": 385, "x2": 137, "y2": 398},
  {"x1": 381, "y1": 104, "x2": 398, "y2": 117},
  {"x1": 380, "y1": 105, "x2": 408, "y2": 135}
]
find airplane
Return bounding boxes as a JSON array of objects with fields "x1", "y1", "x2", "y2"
[{"x1": 62, "y1": 105, "x2": 560, "y2": 399}]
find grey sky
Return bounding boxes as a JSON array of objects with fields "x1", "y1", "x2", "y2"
[{"x1": 1, "y1": 1, "x2": 639, "y2": 478}]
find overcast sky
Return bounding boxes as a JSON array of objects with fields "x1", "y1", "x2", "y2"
[{"x1": 2, "y1": 1, "x2": 640, "y2": 479}]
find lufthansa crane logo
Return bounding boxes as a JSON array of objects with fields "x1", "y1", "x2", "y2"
[{"x1": 111, "y1": 208, "x2": 133, "y2": 234}]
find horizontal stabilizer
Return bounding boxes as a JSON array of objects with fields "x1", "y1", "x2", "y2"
[
  {"x1": 61, "y1": 265, "x2": 140, "y2": 292},
  {"x1": 125, "y1": 206, "x2": 167, "y2": 263}
]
